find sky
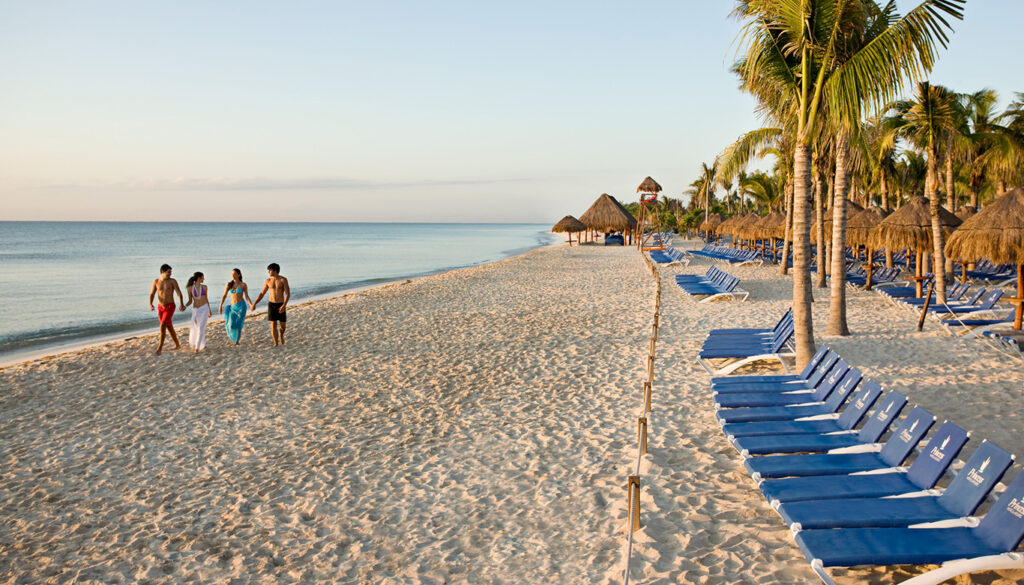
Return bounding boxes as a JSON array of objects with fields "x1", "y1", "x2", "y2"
[{"x1": 1, "y1": 1, "x2": 1020, "y2": 223}]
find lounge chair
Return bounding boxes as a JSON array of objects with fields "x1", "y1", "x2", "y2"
[
  {"x1": 758, "y1": 420, "x2": 968, "y2": 504},
  {"x1": 723, "y1": 385, "x2": 903, "y2": 439},
  {"x1": 713, "y1": 362, "x2": 857, "y2": 410},
  {"x1": 698, "y1": 321, "x2": 794, "y2": 376},
  {"x1": 776, "y1": 440, "x2": 1014, "y2": 529},
  {"x1": 731, "y1": 384, "x2": 896, "y2": 457},
  {"x1": 712, "y1": 351, "x2": 839, "y2": 394},
  {"x1": 927, "y1": 290, "x2": 1003, "y2": 316},
  {"x1": 743, "y1": 406, "x2": 936, "y2": 480},
  {"x1": 793, "y1": 470, "x2": 1024, "y2": 585}
]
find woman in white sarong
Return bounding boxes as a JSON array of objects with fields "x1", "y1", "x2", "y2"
[{"x1": 185, "y1": 272, "x2": 213, "y2": 352}]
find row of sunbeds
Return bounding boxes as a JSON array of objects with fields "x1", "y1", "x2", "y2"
[
  {"x1": 674, "y1": 266, "x2": 749, "y2": 304},
  {"x1": 706, "y1": 334, "x2": 1024, "y2": 585}
]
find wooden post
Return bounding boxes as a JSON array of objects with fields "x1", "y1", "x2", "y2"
[
  {"x1": 637, "y1": 417, "x2": 648, "y2": 455},
  {"x1": 961, "y1": 263, "x2": 968, "y2": 284},
  {"x1": 918, "y1": 279, "x2": 936, "y2": 331},
  {"x1": 914, "y1": 251, "x2": 924, "y2": 298},
  {"x1": 1015, "y1": 264, "x2": 1024, "y2": 331},
  {"x1": 627, "y1": 475, "x2": 641, "y2": 532},
  {"x1": 643, "y1": 381, "x2": 652, "y2": 413},
  {"x1": 865, "y1": 247, "x2": 874, "y2": 290}
]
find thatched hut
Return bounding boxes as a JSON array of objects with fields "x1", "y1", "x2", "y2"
[
  {"x1": 579, "y1": 193, "x2": 638, "y2": 245},
  {"x1": 733, "y1": 214, "x2": 763, "y2": 249},
  {"x1": 552, "y1": 215, "x2": 585, "y2": 246},
  {"x1": 869, "y1": 196, "x2": 962, "y2": 296},
  {"x1": 847, "y1": 207, "x2": 889, "y2": 289},
  {"x1": 698, "y1": 213, "x2": 724, "y2": 233},
  {"x1": 945, "y1": 187, "x2": 1024, "y2": 329}
]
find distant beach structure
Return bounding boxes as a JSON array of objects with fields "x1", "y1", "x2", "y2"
[
  {"x1": 551, "y1": 215, "x2": 585, "y2": 246},
  {"x1": 579, "y1": 193, "x2": 637, "y2": 245}
]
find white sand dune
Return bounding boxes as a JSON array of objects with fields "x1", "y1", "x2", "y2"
[{"x1": 2, "y1": 243, "x2": 1022, "y2": 585}]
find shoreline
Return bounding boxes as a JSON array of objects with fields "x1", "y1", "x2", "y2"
[{"x1": 0, "y1": 238, "x2": 563, "y2": 370}]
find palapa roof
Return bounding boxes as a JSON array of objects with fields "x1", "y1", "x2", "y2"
[
  {"x1": 637, "y1": 176, "x2": 662, "y2": 193},
  {"x1": 717, "y1": 214, "x2": 740, "y2": 234},
  {"x1": 846, "y1": 207, "x2": 888, "y2": 248},
  {"x1": 698, "y1": 213, "x2": 724, "y2": 231},
  {"x1": 869, "y1": 196, "x2": 962, "y2": 253},
  {"x1": 955, "y1": 206, "x2": 977, "y2": 221},
  {"x1": 945, "y1": 187, "x2": 1024, "y2": 264},
  {"x1": 732, "y1": 213, "x2": 764, "y2": 238},
  {"x1": 754, "y1": 211, "x2": 786, "y2": 239},
  {"x1": 579, "y1": 193, "x2": 638, "y2": 232},
  {"x1": 551, "y1": 215, "x2": 585, "y2": 233}
]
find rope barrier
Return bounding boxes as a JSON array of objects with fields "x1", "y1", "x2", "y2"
[{"x1": 623, "y1": 247, "x2": 663, "y2": 585}]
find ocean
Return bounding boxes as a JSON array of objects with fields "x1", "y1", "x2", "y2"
[{"x1": 0, "y1": 222, "x2": 557, "y2": 363}]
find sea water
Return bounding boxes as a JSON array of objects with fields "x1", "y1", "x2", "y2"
[{"x1": 0, "y1": 222, "x2": 556, "y2": 361}]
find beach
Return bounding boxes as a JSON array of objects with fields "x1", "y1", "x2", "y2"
[{"x1": 2, "y1": 242, "x2": 1023, "y2": 585}]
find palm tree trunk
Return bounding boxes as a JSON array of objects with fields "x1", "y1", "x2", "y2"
[
  {"x1": 779, "y1": 178, "x2": 793, "y2": 275},
  {"x1": 824, "y1": 168, "x2": 835, "y2": 277},
  {"x1": 881, "y1": 172, "x2": 890, "y2": 212},
  {"x1": 814, "y1": 159, "x2": 827, "y2": 288},
  {"x1": 926, "y1": 143, "x2": 947, "y2": 303},
  {"x1": 945, "y1": 136, "x2": 956, "y2": 210},
  {"x1": 792, "y1": 142, "x2": 816, "y2": 369},
  {"x1": 827, "y1": 133, "x2": 851, "y2": 336}
]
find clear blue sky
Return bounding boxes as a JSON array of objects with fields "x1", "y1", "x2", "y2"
[{"x1": 1, "y1": 1, "x2": 1019, "y2": 222}]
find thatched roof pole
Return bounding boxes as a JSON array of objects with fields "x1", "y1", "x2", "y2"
[
  {"x1": 579, "y1": 193, "x2": 637, "y2": 245},
  {"x1": 552, "y1": 215, "x2": 585, "y2": 246},
  {"x1": 945, "y1": 187, "x2": 1024, "y2": 329},
  {"x1": 869, "y1": 196, "x2": 962, "y2": 297}
]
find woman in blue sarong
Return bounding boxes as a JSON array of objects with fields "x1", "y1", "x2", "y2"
[{"x1": 218, "y1": 268, "x2": 252, "y2": 344}]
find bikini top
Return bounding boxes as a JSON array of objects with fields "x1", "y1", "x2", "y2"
[
  {"x1": 231, "y1": 286, "x2": 243, "y2": 294},
  {"x1": 192, "y1": 285, "x2": 206, "y2": 297}
]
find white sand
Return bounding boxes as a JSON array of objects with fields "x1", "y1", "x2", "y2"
[
  {"x1": 1, "y1": 245, "x2": 652, "y2": 584},
  {"x1": 2, "y1": 242, "x2": 1022, "y2": 585}
]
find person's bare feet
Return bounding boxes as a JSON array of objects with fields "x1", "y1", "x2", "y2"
[{"x1": 155, "y1": 347, "x2": 162, "y2": 355}]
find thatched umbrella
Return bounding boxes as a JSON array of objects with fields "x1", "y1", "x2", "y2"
[
  {"x1": 579, "y1": 193, "x2": 638, "y2": 245},
  {"x1": 847, "y1": 207, "x2": 889, "y2": 289},
  {"x1": 946, "y1": 187, "x2": 1024, "y2": 329},
  {"x1": 698, "y1": 213, "x2": 724, "y2": 240},
  {"x1": 955, "y1": 205, "x2": 977, "y2": 221},
  {"x1": 869, "y1": 196, "x2": 962, "y2": 296},
  {"x1": 552, "y1": 215, "x2": 585, "y2": 246},
  {"x1": 698, "y1": 213, "x2": 723, "y2": 232},
  {"x1": 751, "y1": 212, "x2": 785, "y2": 259},
  {"x1": 733, "y1": 214, "x2": 763, "y2": 249}
]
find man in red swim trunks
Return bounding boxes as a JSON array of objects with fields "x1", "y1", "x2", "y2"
[{"x1": 148, "y1": 264, "x2": 186, "y2": 355}]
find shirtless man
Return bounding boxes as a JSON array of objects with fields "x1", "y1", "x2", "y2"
[
  {"x1": 251, "y1": 263, "x2": 291, "y2": 346},
  {"x1": 148, "y1": 264, "x2": 186, "y2": 355}
]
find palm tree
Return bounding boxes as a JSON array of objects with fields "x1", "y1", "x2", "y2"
[
  {"x1": 685, "y1": 160, "x2": 721, "y2": 224},
  {"x1": 887, "y1": 81, "x2": 960, "y2": 302},
  {"x1": 733, "y1": 0, "x2": 964, "y2": 367}
]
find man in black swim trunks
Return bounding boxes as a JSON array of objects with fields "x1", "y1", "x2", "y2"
[{"x1": 251, "y1": 262, "x2": 291, "y2": 346}]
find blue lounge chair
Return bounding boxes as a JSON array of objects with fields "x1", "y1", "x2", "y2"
[
  {"x1": 724, "y1": 386, "x2": 904, "y2": 439},
  {"x1": 731, "y1": 384, "x2": 893, "y2": 457},
  {"x1": 793, "y1": 470, "x2": 1024, "y2": 585},
  {"x1": 744, "y1": 406, "x2": 936, "y2": 480},
  {"x1": 759, "y1": 421, "x2": 969, "y2": 504},
  {"x1": 706, "y1": 308, "x2": 792, "y2": 339},
  {"x1": 698, "y1": 321, "x2": 795, "y2": 376},
  {"x1": 714, "y1": 364, "x2": 860, "y2": 425},
  {"x1": 776, "y1": 440, "x2": 1014, "y2": 529},
  {"x1": 928, "y1": 290, "x2": 1003, "y2": 316},
  {"x1": 712, "y1": 351, "x2": 839, "y2": 394},
  {"x1": 714, "y1": 362, "x2": 857, "y2": 409}
]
